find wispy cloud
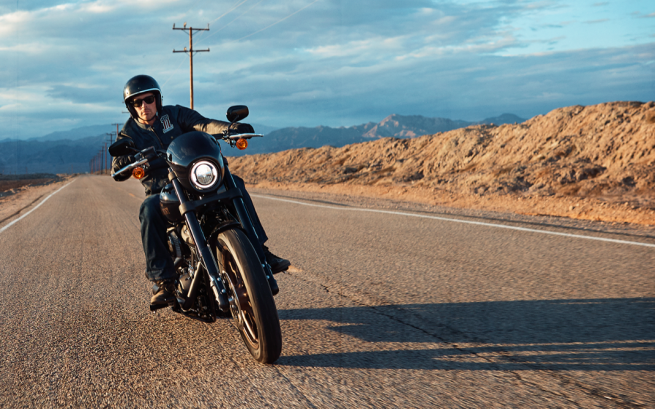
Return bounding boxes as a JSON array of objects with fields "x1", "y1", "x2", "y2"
[{"x1": 0, "y1": 0, "x2": 653, "y2": 138}]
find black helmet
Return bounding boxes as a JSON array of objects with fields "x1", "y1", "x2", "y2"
[{"x1": 123, "y1": 75, "x2": 163, "y2": 119}]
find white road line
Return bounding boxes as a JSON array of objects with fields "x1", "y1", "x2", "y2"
[
  {"x1": 251, "y1": 194, "x2": 655, "y2": 248},
  {"x1": 0, "y1": 179, "x2": 75, "y2": 234}
]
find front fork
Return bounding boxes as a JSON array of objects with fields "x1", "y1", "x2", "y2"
[
  {"x1": 169, "y1": 168, "x2": 278, "y2": 313},
  {"x1": 169, "y1": 171, "x2": 230, "y2": 311},
  {"x1": 222, "y1": 166, "x2": 279, "y2": 295}
]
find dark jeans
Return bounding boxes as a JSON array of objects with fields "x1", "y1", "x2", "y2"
[{"x1": 139, "y1": 175, "x2": 268, "y2": 282}]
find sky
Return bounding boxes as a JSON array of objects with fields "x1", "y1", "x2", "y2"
[{"x1": 0, "y1": 0, "x2": 653, "y2": 139}]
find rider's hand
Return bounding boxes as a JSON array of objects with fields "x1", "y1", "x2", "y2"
[{"x1": 233, "y1": 123, "x2": 254, "y2": 134}]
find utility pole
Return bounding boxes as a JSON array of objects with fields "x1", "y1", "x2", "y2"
[
  {"x1": 173, "y1": 23, "x2": 210, "y2": 109},
  {"x1": 111, "y1": 123, "x2": 122, "y2": 143},
  {"x1": 105, "y1": 133, "x2": 114, "y2": 174}
]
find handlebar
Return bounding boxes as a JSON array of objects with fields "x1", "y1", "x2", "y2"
[
  {"x1": 110, "y1": 132, "x2": 265, "y2": 179},
  {"x1": 111, "y1": 157, "x2": 149, "y2": 179},
  {"x1": 223, "y1": 133, "x2": 264, "y2": 141}
]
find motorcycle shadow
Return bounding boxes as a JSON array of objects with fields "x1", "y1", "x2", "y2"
[{"x1": 276, "y1": 297, "x2": 655, "y2": 371}]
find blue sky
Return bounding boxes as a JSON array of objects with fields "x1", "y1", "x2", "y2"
[{"x1": 1, "y1": 0, "x2": 653, "y2": 139}]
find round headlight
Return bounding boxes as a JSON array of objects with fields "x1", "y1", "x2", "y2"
[{"x1": 191, "y1": 161, "x2": 219, "y2": 190}]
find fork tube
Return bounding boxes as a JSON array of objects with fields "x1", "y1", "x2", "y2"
[
  {"x1": 222, "y1": 167, "x2": 266, "y2": 263},
  {"x1": 169, "y1": 172, "x2": 229, "y2": 311}
]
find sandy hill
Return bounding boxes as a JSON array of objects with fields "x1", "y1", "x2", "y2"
[
  {"x1": 230, "y1": 101, "x2": 655, "y2": 225},
  {"x1": 229, "y1": 113, "x2": 524, "y2": 156}
]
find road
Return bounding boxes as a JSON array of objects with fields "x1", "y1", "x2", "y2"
[{"x1": 0, "y1": 175, "x2": 653, "y2": 408}]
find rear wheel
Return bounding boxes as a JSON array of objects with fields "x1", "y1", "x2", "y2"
[{"x1": 215, "y1": 229, "x2": 282, "y2": 364}]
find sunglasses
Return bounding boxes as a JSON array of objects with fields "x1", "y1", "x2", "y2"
[{"x1": 130, "y1": 95, "x2": 156, "y2": 107}]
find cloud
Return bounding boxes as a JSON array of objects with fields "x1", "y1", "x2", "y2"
[
  {"x1": 47, "y1": 84, "x2": 115, "y2": 104},
  {"x1": 0, "y1": 0, "x2": 653, "y2": 138}
]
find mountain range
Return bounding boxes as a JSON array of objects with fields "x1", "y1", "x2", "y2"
[
  {"x1": 0, "y1": 113, "x2": 525, "y2": 174},
  {"x1": 228, "y1": 113, "x2": 525, "y2": 156}
]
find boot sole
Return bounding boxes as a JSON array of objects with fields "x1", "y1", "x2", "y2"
[
  {"x1": 271, "y1": 261, "x2": 291, "y2": 274},
  {"x1": 149, "y1": 303, "x2": 169, "y2": 311}
]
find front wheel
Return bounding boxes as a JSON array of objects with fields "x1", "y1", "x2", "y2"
[{"x1": 215, "y1": 229, "x2": 282, "y2": 364}]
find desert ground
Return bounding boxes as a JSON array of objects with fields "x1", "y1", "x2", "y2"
[
  {"x1": 1, "y1": 101, "x2": 653, "y2": 231},
  {"x1": 229, "y1": 101, "x2": 655, "y2": 227}
]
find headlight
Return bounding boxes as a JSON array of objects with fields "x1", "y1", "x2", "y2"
[{"x1": 190, "y1": 161, "x2": 219, "y2": 191}]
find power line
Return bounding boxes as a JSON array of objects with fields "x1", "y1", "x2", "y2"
[
  {"x1": 208, "y1": 0, "x2": 250, "y2": 26},
  {"x1": 160, "y1": 57, "x2": 189, "y2": 88},
  {"x1": 185, "y1": 0, "x2": 249, "y2": 44},
  {"x1": 173, "y1": 23, "x2": 210, "y2": 109},
  {"x1": 196, "y1": 0, "x2": 266, "y2": 47},
  {"x1": 235, "y1": 0, "x2": 321, "y2": 42}
]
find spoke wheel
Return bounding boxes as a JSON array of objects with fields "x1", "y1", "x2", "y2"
[{"x1": 216, "y1": 229, "x2": 282, "y2": 364}]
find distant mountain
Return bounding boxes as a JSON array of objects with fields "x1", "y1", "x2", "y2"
[
  {"x1": 33, "y1": 124, "x2": 119, "y2": 142},
  {"x1": 475, "y1": 113, "x2": 525, "y2": 126},
  {"x1": 0, "y1": 113, "x2": 525, "y2": 173},
  {"x1": 228, "y1": 113, "x2": 526, "y2": 156},
  {"x1": 250, "y1": 123, "x2": 280, "y2": 135},
  {"x1": 0, "y1": 135, "x2": 108, "y2": 174}
]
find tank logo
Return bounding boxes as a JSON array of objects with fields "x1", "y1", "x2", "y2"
[{"x1": 160, "y1": 114, "x2": 174, "y2": 133}]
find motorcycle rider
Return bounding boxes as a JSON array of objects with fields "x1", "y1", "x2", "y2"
[{"x1": 112, "y1": 74, "x2": 290, "y2": 307}]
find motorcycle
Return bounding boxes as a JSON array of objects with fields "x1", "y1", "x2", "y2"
[{"x1": 109, "y1": 105, "x2": 282, "y2": 364}]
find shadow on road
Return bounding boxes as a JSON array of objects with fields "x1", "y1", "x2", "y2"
[{"x1": 277, "y1": 297, "x2": 655, "y2": 370}]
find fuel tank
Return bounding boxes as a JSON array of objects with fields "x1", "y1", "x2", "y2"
[{"x1": 159, "y1": 184, "x2": 183, "y2": 223}]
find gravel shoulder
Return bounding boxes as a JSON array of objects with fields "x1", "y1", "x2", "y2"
[{"x1": 0, "y1": 175, "x2": 74, "y2": 227}]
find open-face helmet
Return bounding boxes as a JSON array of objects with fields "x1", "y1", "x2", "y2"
[{"x1": 123, "y1": 75, "x2": 163, "y2": 119}]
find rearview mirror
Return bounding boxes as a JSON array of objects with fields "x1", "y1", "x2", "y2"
[
  {"x1": 109, "y1": 138, "x2": 138, "y2": 157},
  {"x1": 226, "y1": 105, "x2": 249, "y2": 123}
]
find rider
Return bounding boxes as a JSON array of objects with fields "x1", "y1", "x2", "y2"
[{"x1": 112, "y1": 74, "x2": 290, "y2": 307}]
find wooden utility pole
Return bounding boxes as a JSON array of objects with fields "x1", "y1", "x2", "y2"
[
  {"x1": 173, "y1": 23, "x2": 209, "y2": 109},
  {"x1": 111, "y1": 123, "x2": 122, "y2": 142},
  {"x1": 98, "y1": 149, "x2": 104, "y2": 174},
  {"x1": 105, "y1": 133, "x2": 114, "y2": 174}
]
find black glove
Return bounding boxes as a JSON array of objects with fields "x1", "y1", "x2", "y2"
[{"x1": 233, "y1": 123, "x2": 254, "y2": 134}]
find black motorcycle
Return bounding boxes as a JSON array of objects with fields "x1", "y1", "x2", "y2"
[{"x1": 109, "y1": 106, "x2": 281, "y2": 364}]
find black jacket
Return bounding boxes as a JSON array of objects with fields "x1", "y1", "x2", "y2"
[{"x1": 111, "y1": 105, "x2": 237, "y2": 195}]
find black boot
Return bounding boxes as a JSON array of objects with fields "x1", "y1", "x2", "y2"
[
  {"x1": 150, "y1": 280, "x2": 176, "y2": 310},
  {"x1": 263, "y1": 245, "x2": 290, "y2": 274}
]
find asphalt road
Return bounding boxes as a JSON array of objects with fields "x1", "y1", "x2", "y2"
[{"x1": 0, "y1": 175, "x2": 653, "y2": 408}]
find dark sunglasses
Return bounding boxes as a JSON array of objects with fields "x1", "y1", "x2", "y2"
[{"x1": 130, "y1": 95, "x2": 156, "y2": 107}]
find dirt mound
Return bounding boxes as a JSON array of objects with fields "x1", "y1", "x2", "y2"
[{"x1": 230, "y1": 101, "x2": 655, "y2": 226}]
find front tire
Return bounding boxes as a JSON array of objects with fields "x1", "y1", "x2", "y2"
[{"x1": 215, "y1": 229, "x2": 282, "y2": 364}]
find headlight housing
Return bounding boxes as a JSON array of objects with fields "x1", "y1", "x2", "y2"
[{"x1": 190, "y1": 160, "x2": 220, "y2": 191}]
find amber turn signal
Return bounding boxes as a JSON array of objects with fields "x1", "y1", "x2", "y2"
[
  {"x1": 236, "y1": 138, "x2": 248, "y2": 150},
  {"x1": 132, "y1": 167, "x2": 146, "y2": 179}
]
